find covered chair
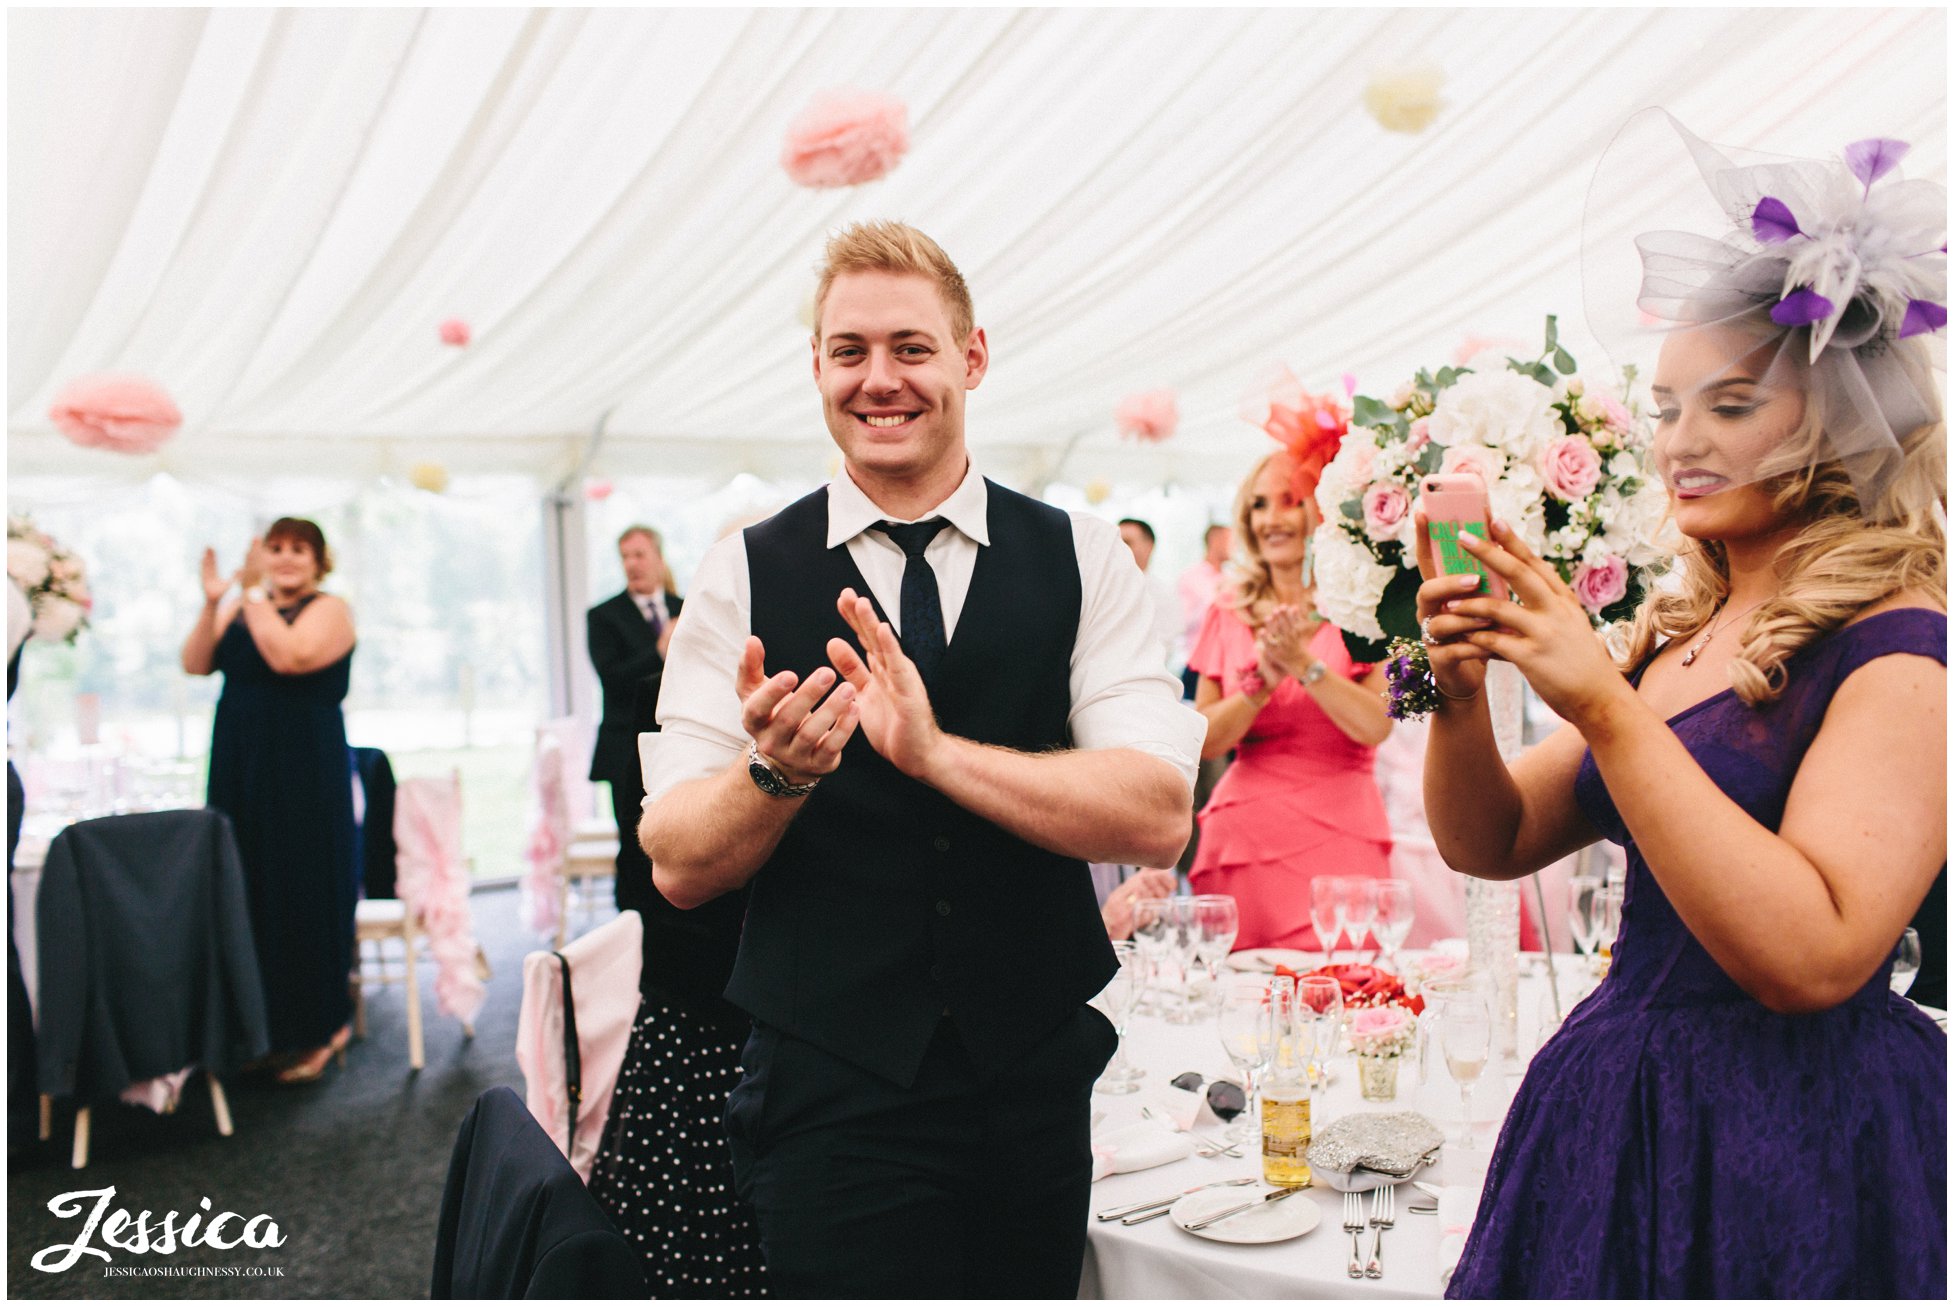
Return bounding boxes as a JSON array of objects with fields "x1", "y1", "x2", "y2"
[
  {"x1": 34, "y1": 808, "x2": 268, "y2": 1168},
  {"x1": 431, "y1": 1086, "x2": 646, "y2": 1299},
  {"x1": 521, "y1": 721, "x2": 618, "y2": 948},
  {"x1": 515, "y1": 910, "x2": 642, "y2": 1182},
  {"x1": 353, "y1": 773, "x2": 487, "y2": 1070}
]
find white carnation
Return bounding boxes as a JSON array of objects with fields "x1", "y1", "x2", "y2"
[
  {"x1": 1426, "y1": 369, "x2": 1564, "y2": 462},
  {"x1": 1309, "y1": 527, "x2": 1395, "y2": 641}
]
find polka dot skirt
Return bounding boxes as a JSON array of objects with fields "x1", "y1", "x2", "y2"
[{"x1": 588, "y1": 999, "x2": 768, "y2": 1297}]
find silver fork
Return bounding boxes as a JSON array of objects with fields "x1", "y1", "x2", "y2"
[
  {"x1": 1342, "y1": 1191, "x2": 1365, "y2": 1279},
  {"x1": 1141, "y1": 1105, "x2": 1243, "y2": 1158},
  {"x1": 1364, "y1": 1182, "x2": 1393, "y2": 1278}
]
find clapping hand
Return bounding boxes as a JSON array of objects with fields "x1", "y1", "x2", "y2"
[
  {"x1": 237, "y1": 537, "x2": 268, "y2": 590},
  {"x1": 1257, "y1": 604, "x2": 1321, "y2": 679},
  {"x1": 735, "y1": 636, "x2": 859, "y2": 788},
  {"x1": 200, "y1": 548, "x2": 234, "y2": 604},
  {"x1": 827, "y1": 587, "x2": 943, "y2": 778},
  {"x1": 1428, "y1": 518, "x2": 1632, "y2": 727}
]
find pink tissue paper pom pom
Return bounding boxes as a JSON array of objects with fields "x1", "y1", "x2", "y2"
[
  {"x1": 583, "y1": 479, "x2": 615, "y2": 502},
  {"x1": 1114, "y1": 389, "x2": 1178, "y2": 442},
  {"x1": 439, "y1": 319, "x2": 472, "y2": 347},
  {"x1": 781, "y1": 89, "x2": 910, "y2": 189},
  {"x1": 47, "y1": 374, "x2": 181, "y2": 455}
]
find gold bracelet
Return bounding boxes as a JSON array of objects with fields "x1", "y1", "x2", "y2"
[{"x1": 1435, "y1": 681, "x2": 1480, "y2": 702}]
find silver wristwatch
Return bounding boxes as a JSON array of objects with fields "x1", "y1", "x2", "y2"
[
  {"x1": 746, "y1": 743, "x2": 818, "y2": 799},
  {"x1": 243, "y1": 585, "x2": 269, "y2": 606},
  {"x1": 1302, "y1": 659, "x2": 1329, "y2": 686}
]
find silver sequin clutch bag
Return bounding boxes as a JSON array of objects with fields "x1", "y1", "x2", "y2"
[{"x1": 1306, "y1": 1111, "x2": 1445, "y2": 1192}]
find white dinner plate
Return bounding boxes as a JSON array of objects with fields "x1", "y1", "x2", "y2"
[
  {"x1": 1227, "y1": 948, "x2": 1315, "y2": 973},
  {"x1": 1170, "y1": 1186, "x2": 1321, "y2": 1244}
]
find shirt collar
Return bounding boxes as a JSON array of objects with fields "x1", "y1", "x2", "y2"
[{"x1": 826, "y1": 460, "x2": 991, "y2": 549}]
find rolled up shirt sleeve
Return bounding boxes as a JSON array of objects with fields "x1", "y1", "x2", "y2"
[
  {"x1": 1065, "y1": 514, "x2": 1207, "y2": 790},
  {"x1": 645, "y1": 531, "x2": 752, "y2": 808}
]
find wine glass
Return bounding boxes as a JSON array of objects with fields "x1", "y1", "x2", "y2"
[
  {"x1": 1295, "y1": 974, "x2": 1343, "y2": 1088},
  {"x1": 1373, "y1": 879, "x2": 1415, "y2": 973},
  {"x1": 1309, "y1": 876, "x2": 1344, "y2": 965},
  {"x1": 1567, "y1": 872, "x2": 1603, "y2": 960},
  {"x1": 1891, "y1": 927, "x2": 1922, "y2": 997},
  {"x1": 1217, "y1": 976, "x2": 1273, "y2": 1141},
  {"x1": 1340, "y1": 878, "x2": 1379, "y2": 964},
  {"x1": 1094, "y1": 941, "x2": 1146, "y2": 1093},
  {"x1": 1130, "y1": 897, "x2": 1174, "y2": 1015},
  {"x1": 1438, "y1": 992, "x2": 1492, "y2": 1147},
  {"x1": 1192, "y1": 894, "x2": 1240, "y2": 1006},
  {"x1": 1166, "y1": 896, "x2": 1203, "y2": 1023}
]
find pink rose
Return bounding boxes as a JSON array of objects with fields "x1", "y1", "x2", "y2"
[
  {"x1": 1597, "y1": 394, "x2": 1632, "y2": 432},
  {"x1": 1349, "y1": 1005, "x2": 1412, "y2": 1052},
  {"x1": 1438, "y1": 443, "x2": 1500, "y2": 487},
  {"x1": 1573, "y1": 555, "x2": 1628, "y2": 613},
  {"x1": 1361, "y1": 482, "x2": 1411, "y2": 541},
  {"x1": 438, "y1": 318, "x2": 472, "y2": 347},
  {"x1": 1540, "y1": 435, "x2": 1603, "y2": 502},
  {"x1": 1405, "y1": 418, "x2": 1431, "y2": 453}
]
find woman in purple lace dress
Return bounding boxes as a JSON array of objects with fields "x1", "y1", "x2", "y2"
[{"x1": 1412, "y1": 121, "x2": 1946, "y2": 1297}]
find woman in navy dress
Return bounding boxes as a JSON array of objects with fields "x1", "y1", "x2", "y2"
[
  {"x1": 183, "y1": 518, "x2": 358, "y2": 1084},
  {"x1": 1412, "y1": 123, "x2": 1945, "y2": 1296}
]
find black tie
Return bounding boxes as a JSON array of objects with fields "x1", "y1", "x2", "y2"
[{"x1": 875, "y1": 519, "x2": 951, "y2": 685}]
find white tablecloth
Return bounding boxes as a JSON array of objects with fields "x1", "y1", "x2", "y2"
[{"x1": 1079, "y1": 960, "x2": 1582, "y2": 1300}]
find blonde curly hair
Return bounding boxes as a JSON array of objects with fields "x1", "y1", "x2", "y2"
[
  {"x1": 1619, "y1": 333, "x2": 1945, "y2": 705},
  {"x1": 1221, "y1": 452, "x2": 1319, "y2": 631}
]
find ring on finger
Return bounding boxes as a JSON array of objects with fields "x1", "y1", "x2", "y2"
[{"x1": 1420, "y1": 615, "x2": 1440, "y2": 646}]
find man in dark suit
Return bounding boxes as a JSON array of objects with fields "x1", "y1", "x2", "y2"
[{"x1": 586, "y1": 525, "x2": 680, "y2": 918}]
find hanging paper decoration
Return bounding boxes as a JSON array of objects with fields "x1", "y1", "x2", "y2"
[
  {"x1": 438, "y1": 318, "x2": 472, "y2": 347},
  {"x1": 1362, "y1": 64, "x2": 1445, "y2": 134},
  {"x1": 1114, "y1": 388, "x2": 1178, "y2": 442},
  {"x1": 781, "y1": 90, "x2": 910, "y2": 189},
  {"x1": 409, "y1": 462, "x2": 450, "y2": 494},
  {"x1": 47, "y1": 374, "x2": 182, "y2": 455},
  {"x1": 584, "y1": 478, "x2": 615, "y2": 502}
]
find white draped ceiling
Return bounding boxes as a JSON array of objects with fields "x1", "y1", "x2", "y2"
[{"x1": 8, "y1": 6, "x2": 1946, "y2": 492}]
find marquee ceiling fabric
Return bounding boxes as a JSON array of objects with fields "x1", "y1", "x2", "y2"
[{"x1": 8, "y1": 6, "x2": 1945, "y2": 491}]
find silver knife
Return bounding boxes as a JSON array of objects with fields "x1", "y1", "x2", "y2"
[
  {"x1": 1095, "y1": 1176, "x2": 1256, "y2": 1221},
  {"x1": 1184, "y1": 1184, "x2": 1308, "y2": 1231}
]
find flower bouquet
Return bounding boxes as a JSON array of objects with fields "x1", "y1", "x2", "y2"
[
  {"x1": 1348, "y1": 1005, "x2": 1417, "y2": 1100},
  {"x1": 1306, "y1": 317, "x2": 1673, "y2": 718},
  {"x1": 8, "y1": 513, "x2": 90, "y2": 643},
  {"x1": 1274, "y1": 962, "x2": 1424, "y2": 1016}
]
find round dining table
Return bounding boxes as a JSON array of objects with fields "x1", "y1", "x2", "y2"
[{"x1": 1078, "y1": 956, "x2": 1574, "y2": 1300}]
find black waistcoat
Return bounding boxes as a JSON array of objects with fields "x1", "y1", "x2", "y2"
[{"x1": 731, "y1": 481, "x2": 1117, "y2": 1087}]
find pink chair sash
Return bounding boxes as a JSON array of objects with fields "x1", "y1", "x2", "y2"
[
  {"x1": 514, "y1": 910, "x2": 642, "y2": 1182},
  {"x1": 521, "y1": 728, "x2": 573, "y2": 937},
  {"x1": 393, "y1": 776, "x2": 487, "y2": 1026}
]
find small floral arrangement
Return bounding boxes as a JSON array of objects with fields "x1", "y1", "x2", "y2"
[
  {"x1": 1404, "y1": 951, "x2": 1468, "y2": 996},
  {"x1": 1306, "y1": 316, "x2": 1675, "y2": 719},
  {"x1": 7, "y1": 513, "x2": 90, "y2": 644},
  {"x1": 1348, "y1": 1005, "x2": 1416, "y2": 1058}
]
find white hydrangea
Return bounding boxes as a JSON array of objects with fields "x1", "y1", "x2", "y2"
[
  {"x1": 1427, "y1": 369, "x2": 1564, "y2": 463},
  {"x1": 1598, "y1": 478, "x2": 1676, "y2": 567},
  {"x1": 1487, "y1": 458, "x2": 1549, "y2": 554},
  {"x1": 1607, "y1": 450, "x2": 1641, "y2": 482},
  {"x1": 1309, "y1": 526, "x2": 1395, "y2": 641}
]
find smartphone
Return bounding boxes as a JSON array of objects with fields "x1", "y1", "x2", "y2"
[{"x1": 1420, "y1": 473, "x2": 1509, "y2": 601}]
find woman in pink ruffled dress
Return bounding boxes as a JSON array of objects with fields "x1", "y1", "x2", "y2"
[{"x1": 1188, "y1": 448, "x2": 1394, "y2": 952}]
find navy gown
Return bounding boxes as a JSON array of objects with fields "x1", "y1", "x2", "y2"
[
  {"x1": 1449, "y1": 610, "x2": 1946, "y2": 1297},
  {"x1": 205, "y1": 595, "x2": 357, "y2": 1054}
]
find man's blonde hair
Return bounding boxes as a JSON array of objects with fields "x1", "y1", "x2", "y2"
[{"x1": 812, "y1": 220, "x2": 975, "y2": 343}]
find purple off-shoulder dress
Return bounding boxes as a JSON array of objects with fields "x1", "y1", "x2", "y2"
[{"x1": 1448, "y1": 609, "x2": 1947, "y2": 1298}]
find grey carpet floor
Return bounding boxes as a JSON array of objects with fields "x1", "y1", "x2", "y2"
[{"x1": 8, "y1": 886, "x2": 602, "y2": 1299}]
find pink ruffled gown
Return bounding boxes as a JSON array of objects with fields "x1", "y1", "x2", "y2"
[{"x1": 1187, "y1": 603, "x2": 1393, "y2": 952}]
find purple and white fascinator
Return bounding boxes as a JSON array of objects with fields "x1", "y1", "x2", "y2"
[{"x1": 1584, "y1": 109, "x2": 1944, "y2": 522}]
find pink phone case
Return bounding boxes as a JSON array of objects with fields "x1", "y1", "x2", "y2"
[{"x1": 1420, "y1": 474, "x2": 1509, "y2": 602}]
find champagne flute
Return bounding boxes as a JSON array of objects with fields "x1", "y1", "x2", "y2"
[
  {"x1": 1567, "y1": 872, "x2": 1602, "y2": 960},
  {"x1": 1094, "y1": 941, "x2": 1146, "y2": 1093},
  {"x1": 1166, "y1": 895, "x2": 1202, "y2": 1023},
  {"x1": 1340, "y1": 878, "x2": 1379, "y2": 964},
  {"x1": 1217, "y1": 976, "x2": 1272, "y2": 1141},
  {"x1": 1193, "y1": 894, "x2": 1240, "y2": 1006},
  {"x1": 1309, "y1": 876, "x2": 1344, "y2": 966},
  {"x1": 1891, "y1": 927, "x2": 1922, "y2": 997},
  {"x1": 1438, "y1": 992, "x2": 1492, "y2": 1147},
  {"x1": 1595, "y1": 885, "x2": 1624, "y2": 978},
  {"x1": 1373, "y1": 879, "x2": 1415, "y2": 973},
  {"x1": 1295, "y1": 974, "x2": 1343, "y2": 1088}
]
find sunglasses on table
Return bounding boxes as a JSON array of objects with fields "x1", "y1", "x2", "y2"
[{"x1": 1169, "y1": 1071, "x2": 1247, "y2": 1121}]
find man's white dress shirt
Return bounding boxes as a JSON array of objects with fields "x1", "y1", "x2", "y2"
[{"x1": 646, "y1": 463, "x2": 1205, "y2": 807}]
